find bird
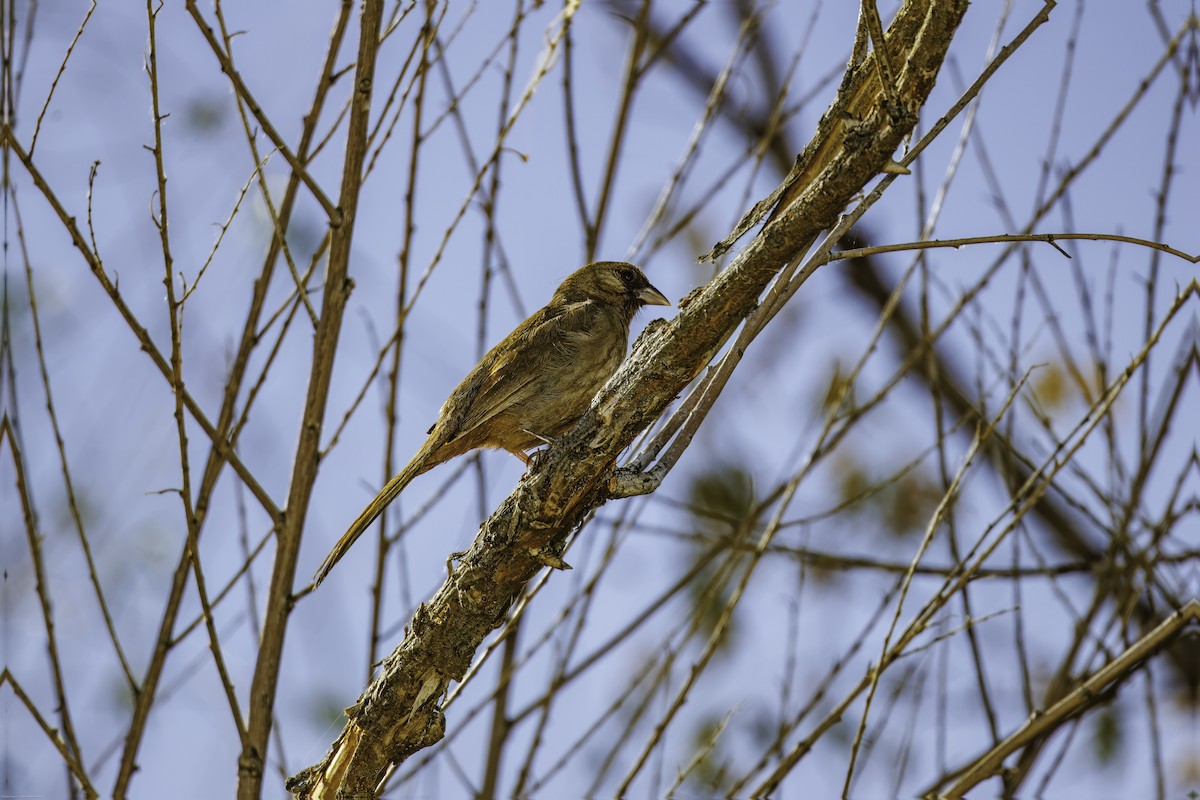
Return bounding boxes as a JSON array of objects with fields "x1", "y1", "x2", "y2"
[{"x1": 312, "y1": 261, "x2": 670, "y2": 586}]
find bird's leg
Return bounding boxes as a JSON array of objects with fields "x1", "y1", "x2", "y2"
[
  {"x1": 517, "y1": 430, "x2": 557, "y2": 470},
  {"x1": 504, "y1": 448, "x2": 538, "y2": 469}
]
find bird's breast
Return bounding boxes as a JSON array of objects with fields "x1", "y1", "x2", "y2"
[{"x1": 517, "y1": 308, "x2": 629, "y2": 437}]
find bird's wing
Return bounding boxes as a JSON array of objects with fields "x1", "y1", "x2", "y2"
[{"x1": 438, "y1": 299, "x2": 595, "y2": 444}]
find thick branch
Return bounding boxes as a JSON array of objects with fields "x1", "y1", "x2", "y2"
[{"x1": 288, "y1": 1, "x2": 968, "y2": 796}]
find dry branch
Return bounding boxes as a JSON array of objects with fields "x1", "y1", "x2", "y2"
[
  {"x1": 938, "y1": 600, "x2": 1200, "y2": 797},
  {"x1": 288, "y1": 1, "x2": 969, "y2": 796}
]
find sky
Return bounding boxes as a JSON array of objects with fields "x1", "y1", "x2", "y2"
[{"x1": 2, "y1": 1, "x2": 1197, "y2": 798}]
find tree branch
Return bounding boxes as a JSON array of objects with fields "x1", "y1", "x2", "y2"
[{"x1": 288, "y1": 1, "x2": 969, "y2": 796}]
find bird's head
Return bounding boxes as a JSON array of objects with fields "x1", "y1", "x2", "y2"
[{"x1": 553, "y1": 261, "x2": 670, "y2": 313}]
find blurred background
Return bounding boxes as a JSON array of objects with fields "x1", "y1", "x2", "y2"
[{"x1": 2, "y1": 1, "x2": 1197, "y2": 797}]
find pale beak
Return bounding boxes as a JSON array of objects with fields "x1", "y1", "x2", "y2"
[{"x1": 638, "y1": 284, "x2": 671, "y2": 307}]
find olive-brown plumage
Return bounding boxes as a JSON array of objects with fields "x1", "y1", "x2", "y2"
[{"x1": 313, "y1": 261, "x2": 669, "y2": 586}]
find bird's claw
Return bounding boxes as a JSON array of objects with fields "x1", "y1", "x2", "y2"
[
  {"x1": 518, "y1": 430, "x2": 557, "y2": 470},
  {"x1": 527, "y1": 447, "x2": 552, "y2": 470}
]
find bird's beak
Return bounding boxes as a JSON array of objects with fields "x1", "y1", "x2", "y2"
[{"x1": 638, "y1": 284, "x2": 671, "y2": 307}]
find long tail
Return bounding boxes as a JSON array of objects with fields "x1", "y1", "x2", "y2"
[{"x1": 312, "y1": 442, "x2": 437, "y2": 587}]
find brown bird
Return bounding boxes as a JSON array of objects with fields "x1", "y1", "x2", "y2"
[{"x1": 313, "y1": 261, "x2": 670, "y2": 586}]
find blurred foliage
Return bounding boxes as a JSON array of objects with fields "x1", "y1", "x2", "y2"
[
  {"x1": 748, "y1": 703, "x2": 781, "y2": 750},
  {"x1": 684, "y1": 464, "x2": 757, "y2": 656},
  {"x1": 834, "y1": 452, "x2": 872, "y2": 504},
  {"x1": 819, "y1": 355, "x2": 945, "y2": 537},
  {"x1": 683, "y1": 713, "x2": 733, "y2": 794},
  {"x1": 794, "y1": 541, "x2": 840, "y2": 587},
  {"x1": 832, "y1": 453, "x2": 941, "y2": 539},
  {"x1": 1033, "y1": 360, "x2": 1069, "y2": 412},
  {"x1": 816, "y1": 359, "x2": 858, "y2": 418},
  {"x1": 688, "y1": 464, "x2": 755, "y2": 529},
  {"x1": 1091, "y1": 705, "x2": 1123, "y2": 766},
  {"x1": 1032, "y1": 357, "x2": 1108, "y2": 416},
  {"x1": 882, "y1": 471, "x2": 943, "y2": 538},
  {"x1": 183, "y1": 95, "x2": 226, "y2": 133},
  {"x1": 248, "y1": 181, "x2": 324, "y2": 263}
]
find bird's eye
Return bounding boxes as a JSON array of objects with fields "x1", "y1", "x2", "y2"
[{"x1": 620, "y1": 267, "x2": 636, "y2": 285}]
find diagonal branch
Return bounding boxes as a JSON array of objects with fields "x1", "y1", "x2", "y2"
[
  {"x1": 287, "y1": 1, "x2": 969, "y2": 796},
  {"x1": 941, "y1": 600, "x2": 1200, "y2": 796}
]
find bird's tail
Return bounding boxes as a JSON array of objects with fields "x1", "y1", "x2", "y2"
[{"x1": 311, "y1": 441, "x2": 437, "y2": 587}]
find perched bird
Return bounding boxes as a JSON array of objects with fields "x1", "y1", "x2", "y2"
[{"x1": 313, "y1": 261, "x2": 670, "y2": 586}]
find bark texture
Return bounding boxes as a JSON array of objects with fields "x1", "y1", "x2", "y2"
[{"x1": 288, "y1": 1, "x2": 969, "y2": 796}]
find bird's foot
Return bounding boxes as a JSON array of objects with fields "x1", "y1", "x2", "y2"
[
  {"x1": 517, "y1": 430, "x2": 557, "y2": 470},
  {"x1": 526, "y1": 447, "x2": 552, "y2": 470}
]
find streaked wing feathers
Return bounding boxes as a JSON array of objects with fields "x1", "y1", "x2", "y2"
[{"x1": 438, "y1": 299, "x2": 595, "y2": 444}]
